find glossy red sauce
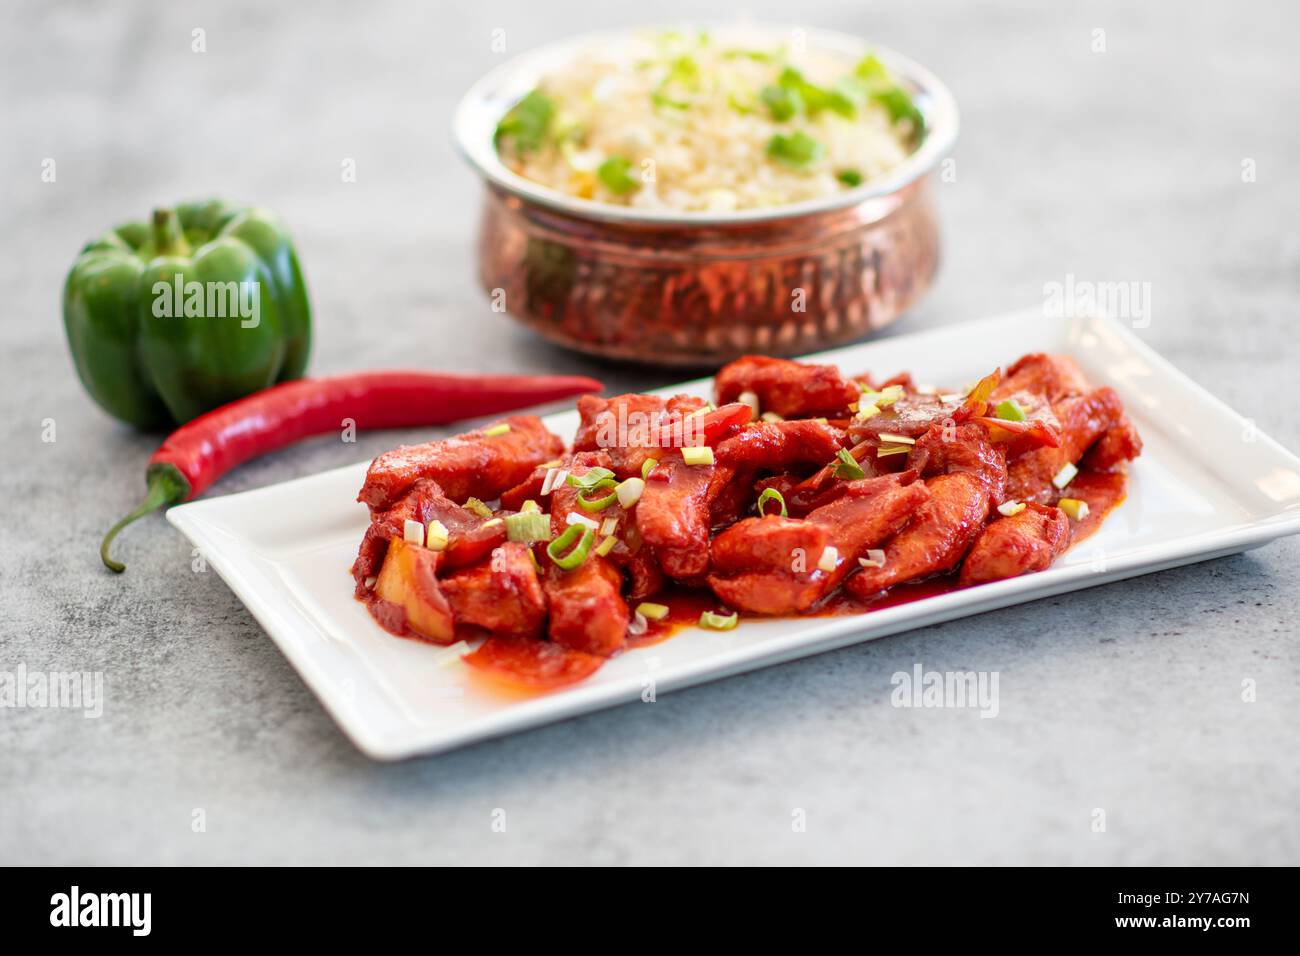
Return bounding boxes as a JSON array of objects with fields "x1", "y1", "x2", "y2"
[
  {"x1": 1057, "y1": 468, "x2": 1127, "y2": 544},
  {"x1": 360, "y1": 467, "x2": 1130, "y2": 690}
]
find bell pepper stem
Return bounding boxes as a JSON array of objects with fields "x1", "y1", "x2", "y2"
[
  {"x1": 151, "y1": 207, "x2": 190, "y2": 257},
  {"x1": 101, "y1": 463, "x2": 191, "y2": 573}
]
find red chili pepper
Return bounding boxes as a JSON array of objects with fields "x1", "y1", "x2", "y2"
[{"x1": 101, "y1": 370, "x2": 603, "y2": 572}]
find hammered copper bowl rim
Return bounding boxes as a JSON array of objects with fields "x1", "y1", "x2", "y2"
[{"x1": 452, "y1": 23, "x2": 959, "y2": 229}]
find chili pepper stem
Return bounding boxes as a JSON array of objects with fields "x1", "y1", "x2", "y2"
[
  {"x1": 151, "y1": 207, "x2": 191, "y2": 257},
  {"x1": 100, "y1": 463, "x2": 191, "y2": 573}
]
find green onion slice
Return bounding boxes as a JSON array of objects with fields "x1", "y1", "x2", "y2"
[
  {"x1": 566, "y1": 467, "x2": 616, "y2": 490},
  {"x1": 575, "y1": 478, "x2": 619, "y2": 512},
  {"x1": 464, "y1": 497, "x2": 493, "y2": 519},
  {"x1": 833, "y1": 448, "x2": 866, "y2": 480},
  {"x1": 760, "y1": 83, "x2": 802, "y2": 121},
  {"x1": 641, "y1": 457, "x2": 659, "y2": 479},
  {"x1": 597, "y1": 155, "x2": 640, "y2": 195},
  {"x1": 766, "y1": 130, "x2": 825, "y2": 168},
  {"x1": 494, "y1": 89, "x2": 554, "y2": 155},
  {"x1": 636, "y1": 602, "x2": 670, "y2": 621},
  {"x1": 995, "y1": 399, "x2": 1027, "y2": 422},
  {"x1": 546, "y1": 523, "x2": 595, "y2": 571},
  {"x1": 1052, "y1": 462, "x2": 1079, "y2": 490},
  {"x1": 757, "y1": 487, "x2": 788, "y2": 517},
  {"x1": 699, "y1": 610, "x2": 739, "y2": 631},
  {"x1": 504, "y1": 511, "x2": 551, "y2": 543}
]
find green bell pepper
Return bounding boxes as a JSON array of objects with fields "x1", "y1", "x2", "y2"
[{"x1": 63, "y1": 199, "x2": 312, "y2": 429}]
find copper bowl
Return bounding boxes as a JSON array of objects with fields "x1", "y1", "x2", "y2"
[{"x1": 453, "y1": 26, "x2": 959, "y2": 366}]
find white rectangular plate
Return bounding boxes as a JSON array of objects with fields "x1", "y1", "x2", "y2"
[{"x1": 168, "y1": 311, "x2": 1300, "y2": 759}]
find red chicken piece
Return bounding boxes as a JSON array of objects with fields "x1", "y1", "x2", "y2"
[
  {"x1": 543, "y1": 559, "x2": 628, "y2": 657},
  {"x1": 848, "y1": 392, "x2": 960, "y2": 445},
  {"x1": 351, "y1": 478, "x2": 506, "y2": 594},
  {"x1": 715, "y1": 355, "x2": 858, "y2": 418},
  {"x1": 441, "y1": 542, "x2": 548, "y2": 638},
  {"x1": 708, "y1": 517, "x2": 831, "y2": 614},
  {"x1": 908, "y1": 422, "x2": 1008, "y2": 504},
  {"x1": 1082, "y1": 416, "x2": 1143, "y2": 472},
  {"x1": 707, "y1": 475, "x2": 930, "y2": 613},
  {"x1": 959, "y1": 503, "x2": 1071, "y2": 586},
  {"x1": 714, "y1": 419, "x2": 847, "y2": 471},
  {"x1": 636, "y1": 451, "x2": 716, "y2": 580},
  {"x1": 574, "y1": 393, "x2": 676, "y2": 479},
  {"x1": 1005, "y1": 387, "x2": 1130, "y2": 501},
  {"x1": 358, "y1": 415, "x2": 564, "y2": 511},
  {"x1": 540, "y1": 457, "x2": 631, "y2": 656},
  {"x1": 992, "y1": 353, "x2": 1089, "y2": 404},
  {"x1": 846, "y1": 472, "x2": 991, "y2": 597}
]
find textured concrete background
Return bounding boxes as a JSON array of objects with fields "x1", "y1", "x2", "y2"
[{"x1": 2, "y1": 0, "x2": 1297, "y2": 865}]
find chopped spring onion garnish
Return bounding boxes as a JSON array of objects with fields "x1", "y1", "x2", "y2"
[
  {"x1": 565, "y1": 511, "x2": 600, "y2": 531},
  {"x1": 876, "y1": 432, "x2": 916, "y2": 445},
  {"x1": 641, "y1": 457, "x2": 659, "y2": 479},
  {"x1": 877, "y1": 444, "x2": 912, "y2": 458},
  {"x1": 599, "y1": 516, "x2": 618, "y2": 537},
  {"x1": 403, "y1": 519, "x2": 425, "y2": 545},
  {"x1": 698, "y1": 610, "x2": 739, "y2": 631},
  {"x1": 539, "y1": 459, "x2": 561, "y2": 469},
  {"x1": 855, "y1": 402, "x2": 881, "y2": 421},
  {"x1": 482, "y1": 518, "x2": 503, "y2": 528},
  {"x1": 494, "y1": 89, "x2": 554, "y2": 155},
  {"x1": 464, "y1": 497, "x2": 493, "y2": 519},
  {"x1": 615, "y1": 477, "x2": 645, "y2": 508},
  {"x1": 766, "y1": 130, "x2": 825, "y2": 168},
  {"x1": 594, "y1": 535, "x2": 618, "y2": 558},
  {"x1": 760, "y1": 83, "x2": 801, "y2": 121},
  {"x1": 817, "y1": 546, "x2": 839, "y2": 572},
  {"x1": 576, "y1": 479, "x2": 619, "y2": 513},
  {"x1": 837, "y1": 169, "x2": 864, "y2": 187},
  {"x1": 997, "y1": 500, "x2": 1026, "y2": 517},
  {"x1": 482, "y1": 423, "x2": 512, "y2": 437},
  {"x1": 540, "y1": 468, "x2": 569, "y2": 496},
  {"x1": 738, "y1": 390, "x2": 761, "y2": 415},
  {"x1": 504, "y1": 511, "x2": 550, "y2": 543},
  {"x1": 626, "y1": 611, "x2": 649, "y2": 636},
  {"x1": 1052, "y1": 462, "x2": 1079, "y2": 490},
  {"x1": 426, "y1": 520, "x2": 450, "y2": 551},
  {"x1": 682, "y1": 445, "x2": 715, "y2": 466},
  {"x1": 812, "y1": 417, "x2": 829, "y2": 425},
  {"x1": 566, "y1": 467, "x2": 616, "y2": 490},
  {"x1": 834, "y1": 448, "x2": 865, "y2": 480},
  {"x1": 685, "y1": 403, "x2": 714, "y2": 419},
  {"x1": 994, "y1": 399, "x2": 1027, "y2": 422},
  {"x1": 1058, "y1": 498, "x2": 1090, "y2": 521},
  {"x1": 858, "y1": 549, "x2": 886, "y2": 569},
  {"x1": 636, "y1": 602, "x2": 670, "y2": 621},
  {"x1": 757, "y1": 487, "x2": 788, "y2": 517},
  {"x1": 521, "y1": 499, "x2": 541, "y2": 514},
  {"x1": 546, "y1": 523, "x2": 594, "y2": 571},
  {"x1": 861, "y1": 384, "x2": 904, "y2": 406},
  {"x1": 760, "y1": 411, "x2": 784, "y2": 423},
  {"x1": 597, "y1": 155, "x2": 639, "y2": 196}
]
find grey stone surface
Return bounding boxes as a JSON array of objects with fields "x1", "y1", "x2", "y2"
[{"x1": 2, "y1": 0, "x2": 1297, "y2": 865}]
